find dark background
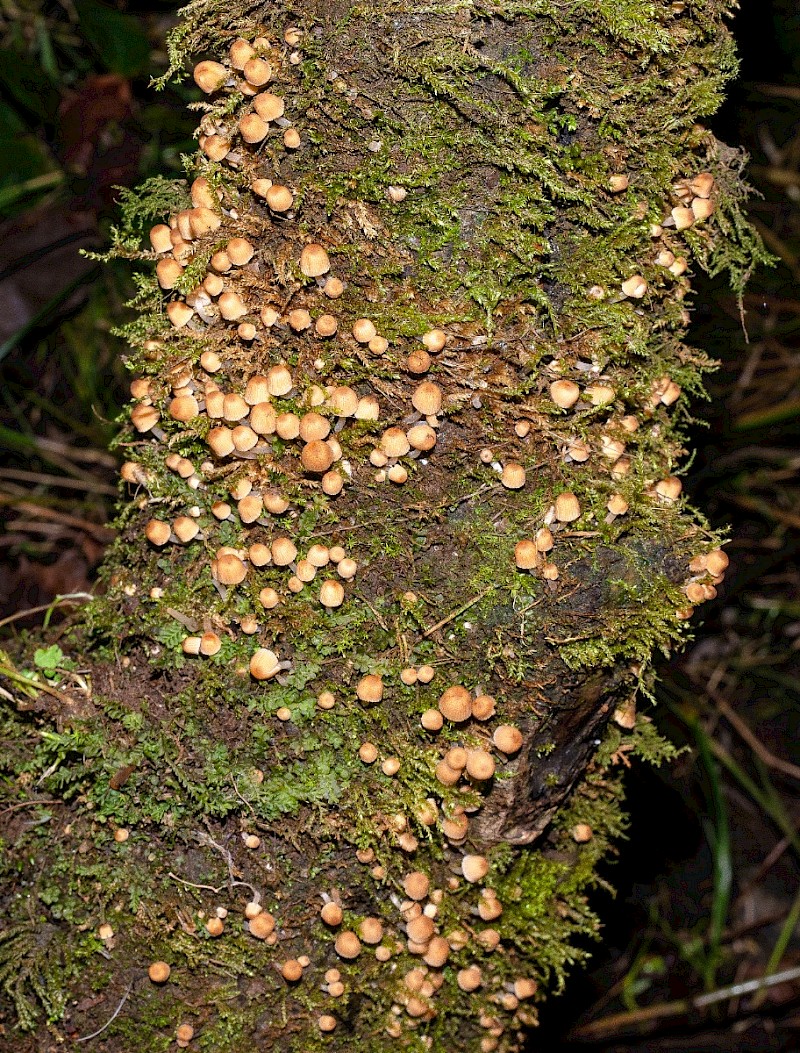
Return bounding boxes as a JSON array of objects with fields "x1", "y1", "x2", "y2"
[{"x1": 1, "y1": 2, "x2": 799, "y2": 1050}]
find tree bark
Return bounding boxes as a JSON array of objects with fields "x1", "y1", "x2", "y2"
[{"x1": 0, "y1": 1, "x2": 765, "y2": 1050}]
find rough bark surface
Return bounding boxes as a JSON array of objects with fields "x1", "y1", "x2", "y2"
[{"x1": 0, "y1": 1, "x2": 765, "y2": 1051}]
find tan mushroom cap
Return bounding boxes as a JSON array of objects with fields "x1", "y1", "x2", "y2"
[
  {"x1": 266, "y1": 540, "x2": 293, "y2": 569},
  {"x1": 424, "y1": 936, "x2": 450, "y2": 968},
  {"x1": 328, "y1": 385, "x2": 359, "y2": 417},
  {"x1": 501, "y1": 462, "x2": 526, "y2": 489},
  {"x1": 282, "y1": 959, "x2": 304, "y2": 981},
  {"x1": 554, "y1": 491, "x2": 581, "y2": 522},
  {"x1": 254, "y1": 91, "x2": 285, "y2": 121},
  {"x1": 549, "y1": 379, "x2": 581, "y2": 409},
  {"x1": 193, "y1": 60, "x2": 228, "y2": 93},
  {"x1": 266, "y1": 184, "x2": 293, "y2": 211},
  {"x1": 465, "y1": 749, "x2": 495, "y2": 781},
  {"x1": 321, "y1": 902, "x2": 343, "y2": 926},
  {"x1": 320, "y1": 580, "x2": 345, "y2": 607},
  {"x1": 422, "y1": 328, "x2": 447, "y2": 352},
  {"x1": 514, "y1": 539, "x2": 538, "y2": 570},
  {"x1": 227, "y1": 237, "x2": 254, "y2": 266},
  {"x1": 411, "y1": 381, "x2": 442, "y2": 416},
  {"x1": 145, "y1": 519, "x2": 171, "y2": 546},
  {"x1": 356, "y1": 674, "x2": 383, "y2": 703},
  {"x1": 358, "y1": 917, "x2": 384, "y2": 944},
  {"x1": 131, "y1": 403, "x2": 160, "y2": 432},
  {"x1": 148, "y1": 961, "x2": 171, "y2": 983},
  {"x1": 299, "y1": 243, "x2": 331, "y2": 277},
  {"x1": 438, "y1": 685, "x2": 472, "y2": 722},
  {"x1": 250, "y1": 649, "x2": 280, "y2": 680},
  {"x1": 403, "y1": 871, "x2": 430, "y2": 901},
  {"x1": 300, "y1": 439, "x2": 334, "y2": 474},
  {"x1": 421, "y1": 709, "x2": 443, "y2": 731},
  {"x1": 243, "y1": 57, "x2": 272, "y2": 86},
  {"x1": 381, "y1": 427, "x2": 411, "y2": 458},
  {"x1": 407, "y1": 349, "x2": 432, "y2": 374},
  {"x1": 493, "y1": 725, "x2": 523, "y2": 754},
  {"x1": 471, "y1": 695, "x2": 496, "y2": 720},
  {"x1": 215, "y1": 553, "x2": 247, "y2": 584},
  {"x1": 457, "y1": 966, "x2": 482, "y2": 992},
  {"x1": 352, "y1": 318, "x2": 377, "y2": 343},
  {"x1": 248, "y1": 911, "x2": 276, "y2": 939},
  {"x1": 462, "y1": 854, "x2": 489, "y2": 883},
  {"x1": 706, "y1": 548, "x2": 729, "y2": 575},
  {"x1": 334, "y1": 931, "x2": 362, "y2": 959},
  {"x1": 239, "y1": 113, "x2": 268, "y2": 143}
]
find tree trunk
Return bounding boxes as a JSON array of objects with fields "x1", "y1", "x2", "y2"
[{"x1": 0, "y1": 1, "x2": 765, "y2": 1050}]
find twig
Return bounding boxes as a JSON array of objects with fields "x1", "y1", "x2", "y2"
[
  {"x1": 421, "y1": 585, "x2": 495, "y2": 638},
  {"x1": 704, "y1": 683, "x2": 800, "y2": 782},
  {"x1": 168, "y1": 873, "x2": 224, "y2": 894},
  {"x1": 0, "y1": 799, "x2": 60, "y2": 817},
  {"x1": 0, "y1": 467, "x2": 117, "y2": 495},
  {"x1": 75, "y1": 980, "x2": 133, "y2": 1042},
  {"x1": 0, "y1": 593, "x2": 93, "y2": 631},
  {"x1": 570, "y1": 964, "x2": 800, "y2": 1041}
]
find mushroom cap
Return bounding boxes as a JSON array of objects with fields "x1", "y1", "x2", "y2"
[
  {"x1": 239, "y1": 113, "x2": 268, "y2": 143},
  {"x1": 299, "y1": 243, "x2": 331, "y2": 277},
  {"x1": 407, "y1": 349, "x2": 432, "y2": 374},
  {"x1": 227, "y1": 237, "x2": 255, "y2": 266},
  {"x1": 352, "y1": 318, "x2": 377, "y2": 343},
  {"x1": 435, "y1": 760, "x2": 461, "y2": 787},
  {"x1": 328, "y1": 386, "x2": 359, "y2": 417},
  {"x1": 501, "y1": 462, "x2": 526, "y2": 489},
  {"x1": 301, "y1": 439, "x2": 335, "y2": 473},
  {"x1": 706, "y1": 548, "x2": 729, "y2": 575},
  {"x1": 282, "y1": 959, "x2": 304, "y2": 981},
  {"x1": 471, "y1": 694, "x2": 496, "y2": 720},
  {"x1": 407, "y1": 914, "x2": 435, "y2": 943},
  {"x1": 321, "y1": 902, "x2": 343, "y2": 926},
  {"x1": 514, "y1": 539, "x2": 538, "y2": 570},
  {"x1": 243, "y1": 57, "x2": 272, "y2": 86},
  {"x1": 265, "y1": 184, "x2": 293, "y2": 211},
  {"x1": 554, "y1": 491, "x2": 581, "y2": 522},
  {"x1": 423, "y1": 936, "x2": 450, "y2": 968},
  {"x1": 253, "y1": 91, "x2": 285, "y2": 121},
  {"x1": 380, "y1": 427, "x2": 410, "y2": 458},
  {"x1": 422, "y1": 328, "x2": 447, "y2": 352},
  {"x1": 465, "y1": 749, "x2": 495, "y2": 781},
  {"x1": 493, "y1": 725, "x2": 523, "y2": 754},
  {"x1": 420, "y1": 709, "x2": 443, "y2": 731},
  {"x1": 461, "y1": 854, "x2": 489, "y2": 883},
  {"x1": 358, "y1": 917, "x2": 383, "y2": 944},
  {"x1": 148, "y1": 961, "x2": 171, "y2": 983},
  {"x1": 549, "y1": 379, "x2": 580, "y2": 409},
  {"x1": 216, "y1": 553, "x2": 247, "y2": 584},
  {"x1": 438, "y1": 685, "x2": 472, "y2": 722},
  {"x1": 334, "y1": 931, "x2": 362, "y2": 959},
  {"x1": 250, "y1": 649, "x2": 280, "y2": 680},
  {"x1": 248, "y1": 912, "x2": 276, "y2": 939},
  {"x1": 145, "y1": 519, "x2": 171, "y2": 546},
  {"x1": 320, "y1": 580, "x2": 345, "y2": 607},
  {"x1": 457, "y1": 966, "x2": 482, "y2": 992},
  {"x1": 411, "y1": 381, "x2": 442, "y2": 416},
  {"x1": 356, "y1": 674, "x2": 383, "y2": 703},
  {"x1": 271, "y1": 538, "x2": 298, "y2": 566},
  {"x1": 403, "y1": 871, "x2": 430, "y2": 900},
  {"x1": 193, "y1": 60, "x2": 228, "y2": 93}
]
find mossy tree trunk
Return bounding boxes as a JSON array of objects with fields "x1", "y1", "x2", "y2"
[{"x1": 0, "y1": 1, "x2": 765, "y2": 1050}]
